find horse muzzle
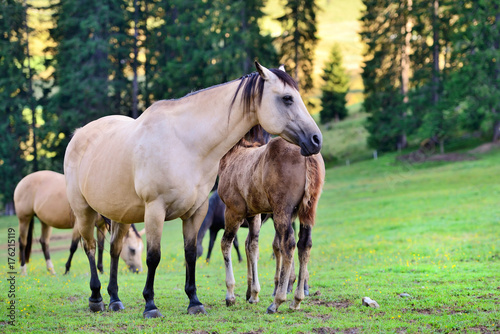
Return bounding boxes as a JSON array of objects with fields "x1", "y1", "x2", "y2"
[{"x1": 299, "y1": 133, "x2": 322, "y2": 156}]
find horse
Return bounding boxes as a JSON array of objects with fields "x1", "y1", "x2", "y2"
[
  {"x1": 63, "y1": 62, "x2": 322, "y2": 318},
  {"x1": 217, "y1": 125, "x2": 325, "y2": 314},
  {"x1": 196, "y1": 190, "x2": 272, "y2": 263},
  {"x1": 13, "y1": 170, "x2": 144, "y2": 275}
]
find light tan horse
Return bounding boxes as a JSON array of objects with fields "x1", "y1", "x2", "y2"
[
  {"x1": 218, "y1": 126, "x2": 325, "y2": 314},
  {"x1": 14, "y1": 170, "x2": 144, "y2": 275},
  {"x1": 64, "y1": 63, "x2": 322, "y2": 317}
]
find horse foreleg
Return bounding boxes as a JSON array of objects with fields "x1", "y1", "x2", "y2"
[
  {"x1": 267, "y1": 217, "x2": 295, "y2": 314},
  {"x1": 182, "y1": 201, "x2": 208, "y2": 315},
  {"x1": 222, "y1": 209, "x2": 243, "y2": 307},
  {"x1": 142, "y1": 201, "x2": 166, "y2": 318},
  {"x1": 291, "y1": 223, "x2": 312, "y2": 310},
  {"x1": 64, "y1": 227, "x2": 79, "y2": 275},
  {"x1": 40, "y1": 222, "x2": 56, "y2": 275},
  {"x1": 245, "y1": 215, "x2": 261, "y2": 304},
  {"x1": 108, "y1": 222, "x2": 130, "y2": 312}
]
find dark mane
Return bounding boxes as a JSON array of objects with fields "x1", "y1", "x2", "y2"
[
  {"x1": 229, "y1": 69, "x2": 299, "y2": 116},
  {"x1": 130, "y1": 224, "x2": 141, "y2": 238}
]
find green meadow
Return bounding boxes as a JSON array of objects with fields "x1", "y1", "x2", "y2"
[{"x1": 1, "y1": 144, "x2": 499, "y2": 333}]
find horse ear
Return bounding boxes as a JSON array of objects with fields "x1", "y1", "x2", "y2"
[
  {"x1": 255, "y1": 61, "x2": 272, "y2": 81},
  {"x1": 279, "y1": 64, "x2": 286, "y2": 72},
  {"x1": 138, "y1": 228, "x2": 146, "y2": 236}
]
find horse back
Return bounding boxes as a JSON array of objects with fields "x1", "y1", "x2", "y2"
[{"x1": 14, "y1": 171, "x2": 74, "y2": 228}]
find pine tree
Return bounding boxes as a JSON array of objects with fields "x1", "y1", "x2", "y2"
[
  {"x1": 0, "y1": 0, "x2": 30, "y2": 209},
  {"x1": 446, "y1": 1, "x2": 500, "y2": 142},
  {"x1": 147, "y1": 0, "x2": 277, "y2": 101},
  {"x1": 277, "y1": 0, "x2": 318, "y2": 93},
  {"x1": 360, "y1": 0, "x2": 408, "y2": 151},
  {"x1": 319, "y1": 43, "x2": 349, "y2": 124},
  {"x1": 47, "y1": 0, "x2": 130, "y2": 164}
]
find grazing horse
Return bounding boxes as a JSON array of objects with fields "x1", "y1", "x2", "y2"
[
  {"x1": 218, "y1": 125, "x2": 325, "y2": 313},
  {"x1": 14, "y1": 170, "x2": 144, "y2": 275},
  {"x1": 63, "y1": 62, "x2": 322, "y2": 318}
]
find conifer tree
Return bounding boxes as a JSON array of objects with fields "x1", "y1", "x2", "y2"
[
  {"x1": 320, "y1": 44, "x2": 349, "y2": 123},
  {"x1": 277, "y1": 0, "x2": 318, "y2": 93}
]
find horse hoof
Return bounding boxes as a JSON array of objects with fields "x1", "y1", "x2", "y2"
[
  {"x1": 247, "y1": 296, "x2": 259, "y2": 304},
  {"x1": 187, "y1": 305, "x2": 207, "y2": 315},
  {"x1": 108, "y1": 301, "x2": 125, "y2": 312},
  {"x1": 266, "y1": 304, "x2": 277, "y2": 314},
  {"x1": 290, "y1": 300, "x2": 301, "y2": 310},
  {"x1": 89, "y1": 301, "x2": 105, "y2": 313},
  {"x1": 226, "y1": 298, "x2": 236, "y2": 307},
  {"x1": 143, "y1": 309, "x2": 163, "y2": 318}
]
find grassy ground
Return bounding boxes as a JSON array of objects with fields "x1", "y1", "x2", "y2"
[{"x1": 1, "y1": 146, "x2": 499, "y2": 333}]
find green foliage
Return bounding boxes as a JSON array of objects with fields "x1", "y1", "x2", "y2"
[
  {"x1": 276, "y1": 0, "x2": 319, "y2": 94},
  {"x1": 46, "y1": 0, "x2": 131, "y2": 166},
  {"x1": 360, "y1": 0, "x2": 409, "y2": 152},
  {"x1": 2, "y1": 149, "x2": 500, "y2": 332},
  {"x1": 319, "y1": 43, "x2": 349, "y2": 123},
  {"x1": 147, "y1": 0, "x2": 277, "y2": 101},
  {"x1": 0, "y1": 1, "x2": 31, "y2": 203}
]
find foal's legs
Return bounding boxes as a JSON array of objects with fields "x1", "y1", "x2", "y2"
[
  {"x1": 245, "y1": 215, "x2": 262, "y2": 304},
  {"x1": 182, "y1": 200, "x2": 208, "y2": 315},
  {"x1": 40, "y1": 222, "x2": 56, "y2": 275},
  {"x1": 290, "y1": 223, "x2": 312, "y2": 310},
  {"x1": 64, "y1": 226, "x2": 80, "y2": 274},
  {"x1": 221, "y1": 209, "x2": 244, "y2": 306},
  {"x1": 267, "y1": 213, "x2": 295, "y2": 314},
  {"x1": 108, "y1": 222, "x2": 131, "y2": 311}
]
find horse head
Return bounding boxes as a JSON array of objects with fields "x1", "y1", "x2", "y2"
[
  {"x1": 120, "y1": 225, "x2": 145, "y2": 273},
  {"x1": 254, "y1": 62, "x2": 322, "y2": 156}
]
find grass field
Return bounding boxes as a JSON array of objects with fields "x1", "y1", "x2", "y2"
[{"x1": 0, "y1": 144, "x2": 499, "y2": 333}]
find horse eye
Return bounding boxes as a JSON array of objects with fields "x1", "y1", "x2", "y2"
[
  {"x1": 129, "y1": 247, "x2": 136, "y2": 255},
  {"x1": 282, "y1": 95, "x2": 293, "y2": 106}
]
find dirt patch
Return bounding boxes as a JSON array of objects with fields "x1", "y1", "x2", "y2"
[
  {"x1": 467, "y1": 325, "x2": 499, "y2": 334},
  {"x1": 241, "y1": 330, "x2": 264, "y2": 334},
  {"x1": 397, "y1": 151, "x2": 476, "y2": 163},
  {"x1": 309, "y1": 298, "x2": 352, "y2": 309},
  {"x1": 468, "y1": 142, "x2": 500, "y2": 154}
]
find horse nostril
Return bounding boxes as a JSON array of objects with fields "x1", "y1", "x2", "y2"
[{"x1": 311, "y1": 134, "x2": 321, "y2": 147}]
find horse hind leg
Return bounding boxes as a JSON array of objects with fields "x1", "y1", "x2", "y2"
[
  {"x1": 182, "y1": 201, "x2": 209, "y2": 315},
  {"x1": 221, "y1": 209, "x2": 244, "y2": 307},
  {"x1": 142, "y1": 200, "x2": 167, "y2": 318},
  {"x1": 267, "y1": 214, "x2": 295, "y2": 314},
  {"x1": 75, "y1": 206, "x2": 105, "y2": 312},
  {"x1": 64, "y1": 226, "x2": 80, "y2": 275},
  {"x1": 18, "y1": 215, "x2": 35, "y2": 276},
  {"x1": 290, "y1": 223, "x2": 312, "y2": 310},
  {"x1": 107, "y1": 222, "x2": 130, "y2": 312},
  {"x1": 40, "y1": 222, "x2": 56, "y2": 275},
  {"x1": 245, "y1": 215, "x2": 262, "y2": 304},
  {"x1": 96, "y1": 216, "x2": 107, "y2": 273}
]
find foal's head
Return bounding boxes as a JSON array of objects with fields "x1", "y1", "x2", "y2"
[{"x1": 231, "y1": 62, "x2": 322, "y2": 156}]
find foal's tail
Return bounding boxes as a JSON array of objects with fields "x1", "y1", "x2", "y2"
[
  {"x1": 298, "y1": 155, "x2": 325, "y2": 227},
  {"x1": 20, "y1": 216, "x2": 35, "y2": 263}
]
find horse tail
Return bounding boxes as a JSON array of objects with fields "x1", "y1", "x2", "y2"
[
  {"x1": 298, "y1": 155, "x2": 325, "y2": 227},
  {"x1": 22, "y1": 216, "x2": 35, "y2": 263}
]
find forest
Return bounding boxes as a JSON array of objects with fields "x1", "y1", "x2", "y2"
[{"x1": 1, "y1": 0, "x2": 499, "y2": 212}]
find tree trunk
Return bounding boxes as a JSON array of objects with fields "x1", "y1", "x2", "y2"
[
  {"x1": 493, "y1": 117, "x2": 500, "y2": 142},
  {"x1": 399, "y1": 0, "x2": 412, "y2": 150},
  {"x1": 132, "y1": 0, "x2": 139, "y2": 119},
  {"x1": 24, "y1": 0, "x2": 38, "y2": 171}
]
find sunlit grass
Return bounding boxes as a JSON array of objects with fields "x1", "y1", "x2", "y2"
[{"x1": 1, "y1": 148, "x2": 499, "y2": 333}]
